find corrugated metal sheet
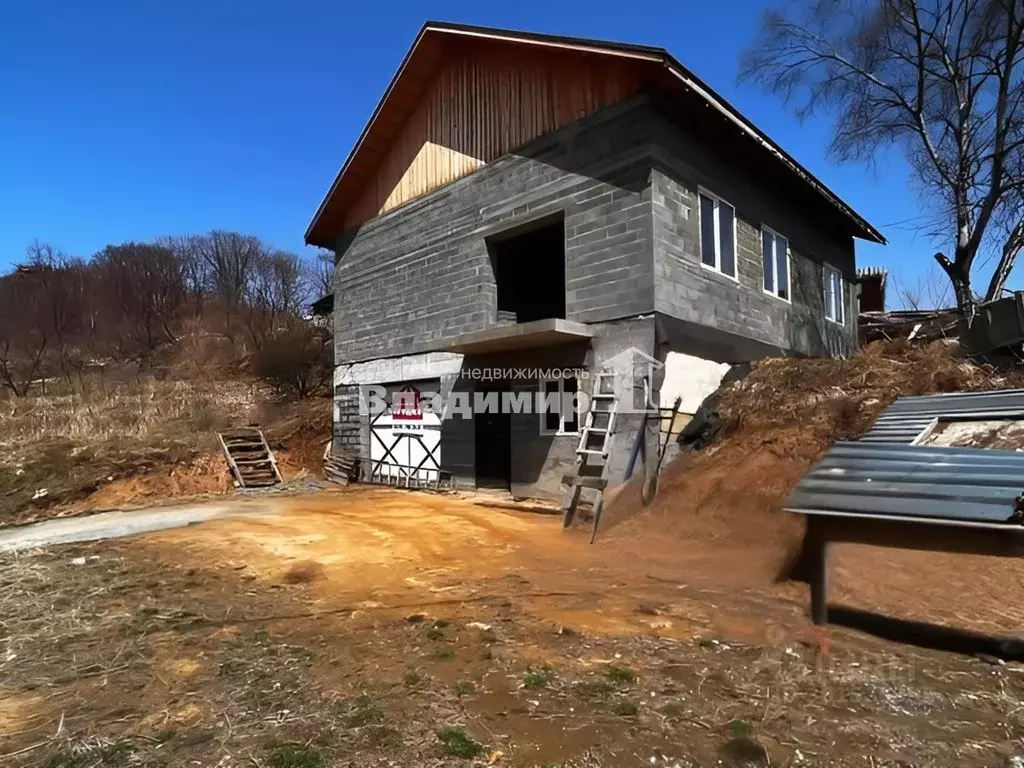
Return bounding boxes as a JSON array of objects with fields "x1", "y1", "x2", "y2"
[
  {"x1": 785, "y1": 441, "x2": 1024, "y2": 524},
  {"x1": 860, "y1": 388, "x2": 1024, "y2": 444}
]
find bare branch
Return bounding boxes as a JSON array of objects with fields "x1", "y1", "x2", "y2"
[{"x1": 742, "y1": 0, "x2": 1024, "y2": 318}]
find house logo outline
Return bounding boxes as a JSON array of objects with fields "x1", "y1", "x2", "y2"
[{"x1": 601, "y1": 346, "x2": 663, "y2": 414}]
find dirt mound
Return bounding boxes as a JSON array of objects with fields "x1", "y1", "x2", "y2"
[
  {"x1": 80, "y1": 453, "x2": 233, "y2": 512},
  {"x1": 600, "y1": 341, "x2": 1024, "y2": 578}
]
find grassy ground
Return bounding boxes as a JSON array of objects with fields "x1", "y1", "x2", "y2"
[{"x1": 1, "y1": 490, "x2": 1023, "y2": 767}]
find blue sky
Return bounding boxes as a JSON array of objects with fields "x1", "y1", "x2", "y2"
[{"x1": 0, "y1": 0, "x2": 965, "y2": 301}]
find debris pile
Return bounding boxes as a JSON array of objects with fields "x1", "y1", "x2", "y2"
[
  {"x1": 324, "y1": 450, "x2": 361, "y2": 485},
  {"x1": 859, "y1": 308, "x2": 961, "y2": 344}
]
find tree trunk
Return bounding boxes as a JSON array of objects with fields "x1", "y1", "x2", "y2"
[
  {"x1": 934, "y1": 252, "x2": 976, "y2": 321},
  {"x1": 984, "y1": 220, "x2": 1024, "y2": 302}
]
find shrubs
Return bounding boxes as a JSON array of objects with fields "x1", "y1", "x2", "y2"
[{"x1": 250, "y1": 323, "x2": 331, "y2": 399}]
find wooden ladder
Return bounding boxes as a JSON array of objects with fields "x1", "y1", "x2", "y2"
[
  {"x1": 561, "y1": 371, "x2": 619, "y2": 543},
  {"x1": 218, "y1": 427, "x2": 283, "y2": 489}
]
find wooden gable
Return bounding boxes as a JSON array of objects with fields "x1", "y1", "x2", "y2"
[
  {"x1": 342, "y1": 39, "x2": 643, "y2": 230},
  {"x1": 305, "y1": 23, "x2": 883, "y2": 247}
]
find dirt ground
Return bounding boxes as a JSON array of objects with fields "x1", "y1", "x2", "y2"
[{"x1": 2, "y1": 487, "x2": 1024, "y2": 767}]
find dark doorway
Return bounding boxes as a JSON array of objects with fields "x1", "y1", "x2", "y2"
[
  {"x1": 474, "y1": 383, "x2": 511, "y2": 489},
  {"x1": 488, "y1": 215, "x2": 566, "y2": 323}
]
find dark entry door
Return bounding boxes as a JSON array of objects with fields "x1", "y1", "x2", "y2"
[{"x1": 475, "y1": 387, "x2": 511, "y2": 489}]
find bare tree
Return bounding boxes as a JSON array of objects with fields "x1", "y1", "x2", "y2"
[
  {"x1": 23, "y1": 241, "x2": 89, "y2": 378},
  {"x1": 159, "y1": 234, "x2": 208, "y2": 320},
  {"x1": 0, "y1": 266, "x2": 50, "y2": 396},
  {"x1": 893, "y1": 264, "x2": 956, "y2": 308},
  {"x1": 741, "y1": 0, "x2": 1024, "y2": 318},
  {"x1": 251, "y1": 320, "x2": 332, "y2": 398},
  {"x1": 311, "y1": 248, "x2": 335, "y2": 300},
  {"x1": 194, "y1": 231, "x2": 260, "y2": 345},
  {"x1": 244, "y1": 249, "x2": 310, "y2": 347},
  {"x1": 92, "y1": 242, "x2": 186, "y2": 363}
]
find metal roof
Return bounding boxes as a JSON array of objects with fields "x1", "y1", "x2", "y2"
[
  {"x1": 859, "y1": 388, "x2": 1024, "y2": 444},
  {"x1": 304, "y1": 21, "x2": 885, "y2": 248},
  {"x1": 785, "y1": 441, "x2": 1024, "y2": 525}
]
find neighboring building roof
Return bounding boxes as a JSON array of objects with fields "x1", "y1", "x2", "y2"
[
  {"x1": 305, "y1": 21, "x2": 885, "y2": 248},
  {"x1": 311, "y1": 293, "x2": 334, "y2": 317}
]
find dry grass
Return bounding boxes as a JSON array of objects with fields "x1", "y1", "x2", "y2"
[
  {"x1": 0, "y1": 375, "x2": 262, "y2": 445},
  {"x1": 0, "y1": 374, "x2": 326, "y2": 526},
  {"x1": 716, "y1": 339, "x2": 1023, "y2": 443}
]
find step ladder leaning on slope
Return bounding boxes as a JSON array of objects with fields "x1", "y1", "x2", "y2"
[
  {"x1": 218, "y1": 427, "x2": 283, "y2": 489},
  {"x1": 561, "y1": 371, "x2": 619, "y2": 543}
]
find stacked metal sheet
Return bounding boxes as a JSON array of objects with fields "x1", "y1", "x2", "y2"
[
  {"x1": 786, "y1": 388, "x2": 1024, "y2": 524},
  {"x1": 785, "y1": 441, "x2": 1024, "y2": 524},
  {"x1": 860, "y1": 388, "x2": 1024, "y2": 444}
]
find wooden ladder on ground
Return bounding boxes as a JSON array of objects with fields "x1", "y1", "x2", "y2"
[
  {"x1": 561, "y1": 371, "x2": 619, "y2": 543},
  {"x1": 218, "y1": 427, "x2": 283, "y2": 489}
]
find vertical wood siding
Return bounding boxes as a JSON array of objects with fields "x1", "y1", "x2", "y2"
[{"x1": 344, "y1": 43, "x2": 642, "y2": 229}]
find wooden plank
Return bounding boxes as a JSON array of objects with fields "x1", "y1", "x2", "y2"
[
  {"x1": 342, "y1": 43, "x2": 641, "y2": 230},
  {"x1": 217, "y1": 428, "x2": 282, "y2": 490},
  {"x1": 257, "y1": 429, "x2": 284, "y2": 485},
  {"x1": 561, "y1": 475, "x2": 607, "y2": 490},
  {"x1": 217, "y1": 432, "x2": 244, "y2": 488}
]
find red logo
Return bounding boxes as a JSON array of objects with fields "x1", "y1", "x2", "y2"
[{"x1": 393, "y1": 387, "x2": 422, "y2": 421}]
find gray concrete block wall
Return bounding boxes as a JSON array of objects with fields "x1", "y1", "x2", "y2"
[
  {"x1": 655, "y1": 164, "x2": 856, "y2": 360},
  {"x1": 333, "y1": 94, "x2": 860, "y2": 368},
  {"x1": 587, "y1": 317, "x2": 659, "y2": 486},
  {"x1": 454, "y1": 343, "x2": 588, "y2": 500},
  {"x1": 332, "y1": 383, "x2": 363, "y2": 458},
  {"x1": 508, "y1": 376, "x2": 578, "y2": 500},
  {"x1": 440, "y1": 374, "x2": 476, "y2": 490},
  {"x1": 325, "y1": 92, "x2": 872, "y2": 500},
  {"x1": 649, "y1": 109, "x2": 858, "y2": 358},
  {"x1": 333, "y1": 96, "x2": 658, "y2": 365}
]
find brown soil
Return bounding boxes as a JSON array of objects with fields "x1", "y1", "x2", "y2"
[
  {"x1": 79, "y1": 452, "x2": 234, "y2": 511},
  {"x1": 6, "y1": 342, "x2": 1024, "y2": 763},
  {"x1": 601, "y1": 340, "x2": 1024, "y2": 586},
  {"x1": 2, "y1": 488, "x2": 1024, "y2": 766}
]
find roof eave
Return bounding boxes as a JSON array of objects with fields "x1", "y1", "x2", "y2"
[
  {"x1": 305, "y1": 22, "x2": 887, "y2": 248},
  {"x1": 656, "y1": 54, "x2": 885, "y2": 245},
  {"x1": 304, "y1": 22, "x2": 438, "y2": 248}
]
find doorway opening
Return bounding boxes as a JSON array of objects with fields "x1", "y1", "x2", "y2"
[
  {"x1": 488, "y1": 215, "x2": 566, "y2": 323},
  {"x1": 474, "y1": 382, "x2": 511, "y2": 489}
]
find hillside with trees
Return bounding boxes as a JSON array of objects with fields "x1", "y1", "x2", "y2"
[{"x1": 0, "y1": 234, "x2": 336, "y2": 525}]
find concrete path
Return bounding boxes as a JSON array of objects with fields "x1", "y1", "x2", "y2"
[{"x1": 0, "y1": 500, "x2": 265, "y2": 552}]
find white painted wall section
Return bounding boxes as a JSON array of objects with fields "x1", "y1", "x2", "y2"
[
  {"x1": 335, "y1": 352, "x2": 464, "y2": 386},
  {"x1": 660, "y1": 352, "x2": 731, "y2": 414}
]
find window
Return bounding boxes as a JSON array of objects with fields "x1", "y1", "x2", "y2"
[
  {"x1": 540, "y1": 377, "x2": 580, "y2": 435},
  {"x1": 488, "y1": 215, "x2": 566, "y2": 323},
  {"x1": 761, "y1": 227, "x2": 790, "y2": 301},
  {"x1": 823, "y1": 264, "x2": 845, "y2": 324},
  {"x1": 698, "y1": 190, "x2": 736, "y2": 278}
]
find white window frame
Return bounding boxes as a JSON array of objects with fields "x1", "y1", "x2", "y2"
[
  {"x1": 823, "y1": 264, "x2": 846, "y2": 324},
  {"x1": 761, "y1": 226, "x2": 791, "y2": 303},
  {"x1": 697, "y1": 188, "x2": 738, "y2": 281},
  {"x1": 539, "y1": 377, "x2": 580, "y2": 436}
]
